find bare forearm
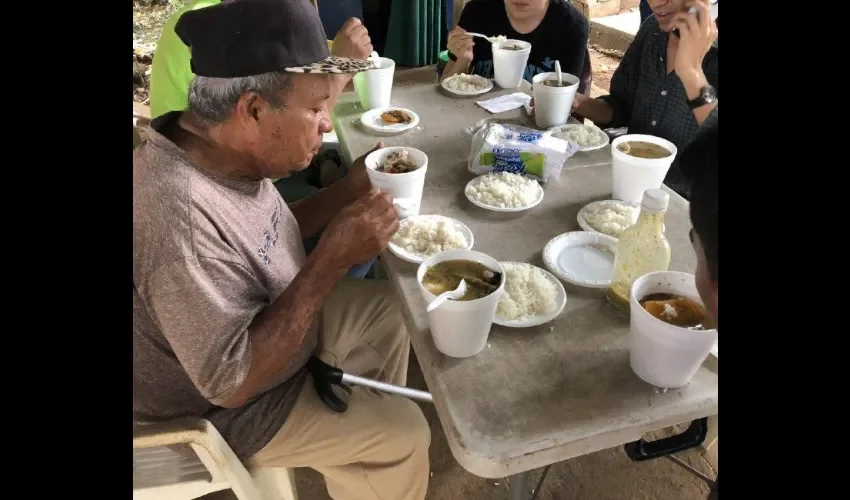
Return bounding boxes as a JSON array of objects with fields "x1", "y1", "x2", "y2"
[
  {"x1": 221, "y1": 247, "x2": 347, "y2": 407},
  {"x1": 440, "y1": 58, "x2": 471, "y2": 81},
  {"x1": 576, "y1": 97, "x2": 614, "y2": 126},
  {"x1": 290, "y1": 179, "x2": 357, "y2": 238},
  {"x1": 330, "y1": 74, "x2": 353, "y2": 108}
]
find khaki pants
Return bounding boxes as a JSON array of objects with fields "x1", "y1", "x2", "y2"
[{"x1": 249, "y1": 279, "x2": 431, "y2": 500}]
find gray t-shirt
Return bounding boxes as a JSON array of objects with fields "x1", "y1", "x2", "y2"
[{"x1": 133, "y1": 115, "x2": 318, "y2": 459}]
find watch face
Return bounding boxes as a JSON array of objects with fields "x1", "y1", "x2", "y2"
[{"x1": 702, "y1": 85, "x2": 717, "y2": 103}]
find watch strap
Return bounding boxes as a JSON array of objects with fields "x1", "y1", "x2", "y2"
[{"x1": 687, "y1": 85, "x2": 716, "y2": 109}]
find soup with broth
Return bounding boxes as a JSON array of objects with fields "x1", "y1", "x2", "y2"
[
  {"x1": 616, "y1": 141, "x2": 672, "y2": 159},
  {"x1": 422, "y1": 260, "x2": 501, "y2": 301},
  {"x1": 639, "y1": 293, "x2": 716, "y2": 330}
]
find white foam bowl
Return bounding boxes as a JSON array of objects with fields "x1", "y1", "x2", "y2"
[
  {"x1": 629, "y1": 271, "x2": 718, "y2": 389},
  {"x1": 417, "y1": 250, "x2": 505, "y2": 358}
]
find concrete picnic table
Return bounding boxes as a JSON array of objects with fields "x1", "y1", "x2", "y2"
[{"x1": 331, "y1": 81, "x2": 718, "y2": 499}]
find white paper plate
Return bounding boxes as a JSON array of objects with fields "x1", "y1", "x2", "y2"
[
  {"x1": 440, "y1": 74, "x2": 494, "y2": 96},
  {"x1": 493, "y1": 262, "x2": 567, "y2": 328},
  {"x1": 543, "y1": 231, "x2": 618, "y2": 288},
  {"x1": 464, "y1": 176, "x2": 544, "y2": 213},
  {"x1": 577, "y1": 199, "x2": 665, "y2": 237},
  {"x1": 360, "y1": 107, "x2": 420, "y2": 134},
  {"x1": 547, "y1": 123, "x2": 610, "y2": 152},
  {"x1": 577, "y1": 199, "x2": 640, "y2": 239},
  {"x1": 387, "y1": 215, "x2": 474, "y2": 264}
]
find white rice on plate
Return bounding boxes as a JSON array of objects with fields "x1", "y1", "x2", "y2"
[
  {"x1": 497, "y1": 263, "x2": 557, "y2": 321},
  {"x1": 465, "y1": 172, "x2": 541, "y2": 209},
  {"x1": 552, "y1": 124, "x2": 607, "y2": 149},
  {"x1": 581, "y1": 202, "x2": 638, "y2": 238},
  {"x1": 444, "y1": 73, "x2": 490, "y2": 92},
  {"x1": 391, "y1": 218, "x2": 467, "y2": 258}
]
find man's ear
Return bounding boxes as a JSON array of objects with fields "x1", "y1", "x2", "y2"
[{"x1": 234, "y1": 92, "x2": 263, "y2": 123}]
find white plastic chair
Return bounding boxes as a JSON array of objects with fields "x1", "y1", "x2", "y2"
[{"x1": 133, "y1": 418, "x2": 298, "y2": 500}]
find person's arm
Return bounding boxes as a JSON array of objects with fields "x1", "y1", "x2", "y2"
[
  {"x1": 219, "y1": 191, "x2": 398, "y2": 407},
  {"x1": 225, "y1": 245, "x2": 347, "y2": 407},
  {"x1": 330, "y1": 74, "x2": 354, "y2": 107},
  {"x1": 441, "y1": 56, "x2": 473, "y2": 81},
  {"x1": 440, "y1": 5, "x2": 477, "y2": 82},
  {"x1": 575, "y1": 20, "x2": 649, "y2": 127},
  {"x1": 146, "y1": 192, "x2": 397, "y2": 409},
  {"x1": 672, "y1": 0, "x2": 718, "y2": 128},
  {"x1": 144, "y1": 251, "x2": 343, "y2": 410},
  {"x1": 288, "y1": 142, "x2": 383, "y2": 238},
  {"x1": 680, "y1": 71, "x2": 717, "y2": 127},
  {"x1": 288, "y1": 175, "x2": 359, "y2": 238},
  {"x1": 327, "y1": 18, "x2": 374, "y2": 107}
]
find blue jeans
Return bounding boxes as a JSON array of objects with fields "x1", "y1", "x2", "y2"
[
  {"x1": 274, "y1": 163, "x2": 376, "y2": 280},
  {"x1": 302, "y1": 231, "x2": 374, "y2": 279}
]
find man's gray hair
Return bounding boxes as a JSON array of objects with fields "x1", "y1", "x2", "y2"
[{"x1": 187, "y1": 71, "x2": 293, "y2": 126}]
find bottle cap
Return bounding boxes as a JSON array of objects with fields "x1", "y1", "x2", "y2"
[{"x1": 641, "y1": 188, "x2": 669, "y2": 211}]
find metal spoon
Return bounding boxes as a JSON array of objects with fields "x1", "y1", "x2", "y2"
[{"x1": 426, "y1": 279, "x2": 467, "y2": 312}]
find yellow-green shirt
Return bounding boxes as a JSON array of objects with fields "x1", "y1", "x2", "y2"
[{"x1": 149, "y1": 0, "x2": 334, "y2": 120}]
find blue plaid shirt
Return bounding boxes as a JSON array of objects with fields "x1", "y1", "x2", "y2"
[{"x1": 599, "y1": 16, "x2": 719, "y2": 199}]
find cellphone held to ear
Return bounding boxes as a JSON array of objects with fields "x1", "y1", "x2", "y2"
[{"x1": 673, "y1": 2, "x2": 719, "y2": 37}]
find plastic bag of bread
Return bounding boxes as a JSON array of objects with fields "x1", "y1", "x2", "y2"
[{"x1": 467, "y1": 122, "x2": 578, "y2": 182}]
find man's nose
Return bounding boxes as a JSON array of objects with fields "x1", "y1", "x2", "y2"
[{"x1": 319, "y1": 111, "x2": 333, "y2": 134}]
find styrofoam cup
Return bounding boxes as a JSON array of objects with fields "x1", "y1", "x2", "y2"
[
  {"x1": 629, "y1": 271, "x2": 718, "y2": 389},
  {"x1": 353, "y1": 57, "x2": 395, "y2": 109},
  {"x1": 610, "y1": 134, "x2": 678, "y2": 205},
  {"x1": 364, "y1": 147, "x2": 428, "y2": 218},
  {"x1": 417, "y1": 250, "x2": 505, "y2": 358},
  {"x1": 492, "y1": 40, "x2": 531, "y2": 89},
  {"x1": 532, "y1": 71, "x2": 579, "y2": 129}
]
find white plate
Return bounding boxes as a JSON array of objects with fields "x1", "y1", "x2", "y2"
[
  {"x1": 387, "y1": 215, "x2": 474, "y2": 264},
  {"x1": 464, "y1": 176, "x2": 544, "y2": 213},
  {"x1": 547, "y1": 123, "x2": 610, "y2": 152},
  {"x1": 440, "y1": 74, "x2": 494, "y2": 96},
  {"x1": 577, "y1": 199, "x2": 640, "y2": 238},
  {"x1": 543, "y1": 231, "x2": 618, "y2": 288},
  {"x1": 359, "y1": 107, "x2": 420, "y2": 134},
  {"x1": 494, "y1": 262, "x2": 567, "y2": 328},
  {"x1": 577, "y1": 199, "x2": 665, "y2": 237}
]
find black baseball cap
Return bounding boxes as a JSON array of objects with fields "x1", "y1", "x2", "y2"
[{"x1": 175, "y1": 0, "x2": 375, "y2": 78}]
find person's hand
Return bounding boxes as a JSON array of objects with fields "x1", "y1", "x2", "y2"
[
  {"x1": 571, "y1": 92, "x2": 589, "y2": 111},
  {"x1": 341, "y1": 142, "x2": 384, "y2": 199},
  {"x1": 672, "y1": 0, "x2": 717, "y2": 93},
  {"x1": 447, "y1": 26, "x2": 474, "y2": 63},
  {"x1": 318, "y1": 188, "x2": 399, "y2": 266},
  {"x1": 331, "y1": 18, "x2": 373, "y2": 60}
]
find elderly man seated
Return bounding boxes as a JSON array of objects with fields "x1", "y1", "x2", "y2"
[
  {"x1": 149, "y1": 0, "x2": 376, "y2": 279},
  {"x1": 132, "y1": 1, "x2": 430, "y2": 499}
]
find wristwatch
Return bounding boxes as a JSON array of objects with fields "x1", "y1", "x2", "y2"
[
  {"x1": 687, "y1": 84, "x2": 717, "y2": 109},
  {"x1": 448, "y1": 51, "x2": 458, "y2": 62}
]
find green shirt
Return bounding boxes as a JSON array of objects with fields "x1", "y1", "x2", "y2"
[{"x1": 149, "y1": 0, "x2": 221, "y2": 120}]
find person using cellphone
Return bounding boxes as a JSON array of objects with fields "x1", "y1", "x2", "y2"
[{"x1": 571, "y1": 0, "x2": 718, "y2": 200}]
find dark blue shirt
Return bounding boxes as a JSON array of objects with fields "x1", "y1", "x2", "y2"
[
  {"x1": 456, "y1": 0, "x2": 589, "y2": 84},
  {"x1": 599, "y1": 16, "x2": 719, "y2": 199}
]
